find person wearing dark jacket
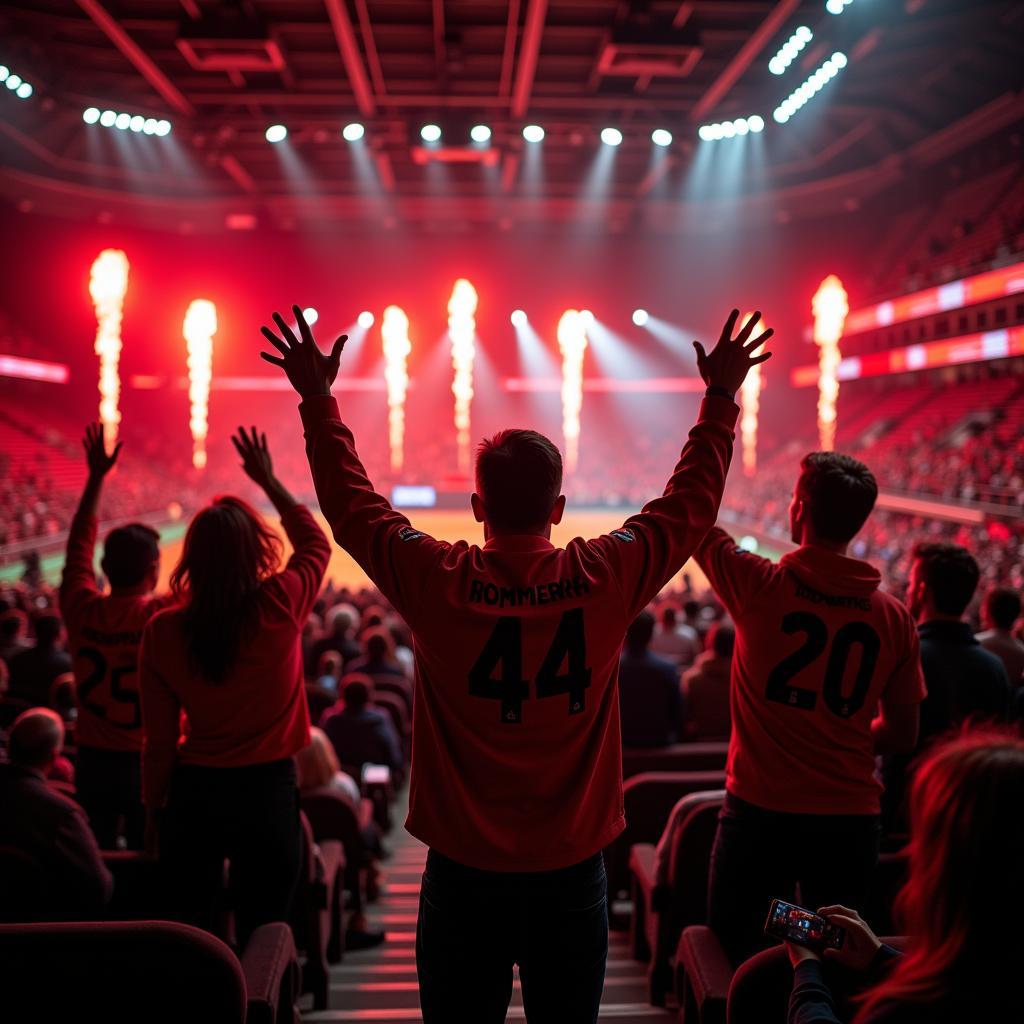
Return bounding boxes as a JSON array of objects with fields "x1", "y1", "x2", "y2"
[
  {"x1": 786, "y1": 730, "x2": 1024, "y2": 1022},
  {"x1": 881, "y1": 543, "x2": 1011, "y2": 834},
  {"x1": 618, "y1": 611, "x2": 684, "y2": 747},
  {"x1": 0, "y1": 707, "x2": 113, "y2": 920},
  {"x1": 7, "y1": 613, "x2": 72, "y2": 707},
  {"x1": 320, "y1": 674, "x2": 404, "y2": 780}
]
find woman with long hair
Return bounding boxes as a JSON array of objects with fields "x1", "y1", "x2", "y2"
[
  {"x1": 786, "y1": 728, "x2": 1024, "y2": 1021},
  {"x1": 140, "y1": 427, "x2": 330, "y2": 945}
]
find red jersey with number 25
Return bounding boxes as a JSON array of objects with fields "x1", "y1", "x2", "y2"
[
  {"x1": 696, "y1": 529, "x2": 926, "y2": 815},
  {"x1": 301, "y1": 394, "x2": 738, "y2": 872},
  {"x1": 59, "y1": 513, "x2": 173, "y2": 753}
]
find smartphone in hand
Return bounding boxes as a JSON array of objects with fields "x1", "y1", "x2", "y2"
[{"x1": 764, "y1": 899, "x2": 846, "y2": 953}]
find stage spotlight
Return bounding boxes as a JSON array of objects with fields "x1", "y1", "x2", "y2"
[
  {"x1": 769, "y1": 26, "x2": 813, "y2": 75},
  {"x1": 522, "y1": 124, "x2": 545, "y2": 143},
  {"x1": 421, "y1": 123, "x2": 442, "y2": 143},
  {"x1": 358, "y1": 310, "x2": 375, "y2": 329},
  {"x1": 698, "y1": 125, "x2": 714, "y2": 141},
  {"x1": 651, "y1": 128, "x2": 673, "y2": 147},
  {"x1": 470, "y1": 124, "x2": 492, "y2": 144},
  {"x1": 0, "y1": 66, "x2": 6, "y2": 82},
  {"x1": 129, "y1": 115, "x2": 145, "y2": 133},
  {"x1": 342, "y1": 122, "x2": 365, "y2": 142},
  {"x1": 142, "y1": 118, "x2": 157, "y2": 135},
  {"x1": 826, "y1": 0, "x2": 852, "y2": 13},
  {"x1": 302, "y1": 307, "x2": 319, "y2": 326},
  {"x1": 15, "y1": 82, "x2": 31, "y2": 99},
  {"x1": 600, "y1": 127, "x2": 623, "y2": 147},
  {"x1": 510, "y1": 309, "x2": 528, "y2": 328},
  {"x1": 265, "y1": 124, "x2": 287, "y2": 143},
  {"x1": 733, "y1": 117, "x2": 749, "y2": 135},
  {"x1": 83, "y1": 107, "x2": 101, "y2": 124},
  {"x1": 580, "y1": 309, "x2": 595, "y2": 326},
  {"x1": 773, "y1": 53, "x2": 847, "y2": 123},
  {"x1": 155, "y1": 119, "x2": 171, "y2": 137},
  {"x1": 632, "y1": 309, "x2": 649, "y2": 327},
  {"x1": 114, "y1": 112, "x2": 130, "y2": 130},
  {"x1": 748, "y1": 114, "x2": 765, "y2": 133},
  {"x1": 6, "y1": 74, "x2": 22, "y2": 91},
  {"x1": 99, "y1": 109, "x2": 116, "y2": 127}
]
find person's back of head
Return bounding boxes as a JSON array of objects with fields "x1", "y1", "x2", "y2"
[
  {"x1": 330, "y1": 603, "x2": 359, "y2": 638},
  {"x1": 31, "y1": 612, "x2": 62, "y2": 650},
  {"x1": 907, "y1": 542, "x2": 979, "y2": 622},
  {"x1": 708, "y1": 622, "x2": 735, "y2": 660},
  {"x1": 364, "y1": 627, "x2": 394, "y2": 664},
  {"x1": 791, "y1": 451, "x2": 878, "y2": 547},
  {"x1": 342, "y1": 673, "x2": 372, "y2": 712},
  {"x1": 683, "y1": 600, "x2": 700, "y2": 623},
  {"x1": 983, "y1": 587, "x2": 1021, "y2": 633},
  {"x1": 101, "y1": 523, "x2": 161, "y2": 592},
  {"x1": 0, "y1": 608, "x2": 27, "y2": 645},
  {"x1": 660, "y1": 604, "x2": 679, "y2": 630},
  {"x1": 9, "y1": 707, "x2": 64, "y2": 774},
  {"x1": 473, "y1": 429, "x2": 564, "y2": 534},
  {"x1": 171, "y1": 496, "x2": 283, "y2": 683},
  {"x1": 855, "y1": 729, "x2": 1024, "y2": 1021},
  {"x1": 625, "y1": 611, "x2": 656, "y2": 655},
  {"x1": 317, "y1": 650, "x2": 342, "y2": 679},
  {"x1": 295, "y1": 726, "x2": 341, "y2": 790}
]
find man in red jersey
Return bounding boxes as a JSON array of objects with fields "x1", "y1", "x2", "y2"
[
  {"x1": 262, "y1": 304, "x2": 771, "y2": 1022},
  {"x1": 60, "y1": 424, "x2": 171, "y2": 849},
  {"x1": 695, "y1": 452, "x2": 925, "y2": 964}
]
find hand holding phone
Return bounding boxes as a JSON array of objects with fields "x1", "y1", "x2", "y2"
[{"x1": 764, "y1": 899, "x2": 846, "y2": 954}]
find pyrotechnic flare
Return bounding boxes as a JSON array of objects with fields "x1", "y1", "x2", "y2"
[
  {"x1": 447, "y1": 278, "x2": 478, "y2": 474},
  {"x1": 812, "y1": 275, "x2": 848, "y2": 451},
  {"x1": 557, "y1": 310, "x2": 589, "y2": 473},
  {"x1": 382, "y1": 305, "x2": 412, "y2": 472},
  {"x1": 183, "y1": 299, "x2": 217, "y2": 469},
  {"x1": 89, "y1": 249, "x2": 130, "y2": 451},
  {"x1": 739, "y1": 311, "x2": 768, "y2": 476}
]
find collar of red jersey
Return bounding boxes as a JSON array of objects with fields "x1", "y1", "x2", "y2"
[{"x1": 482, "y1": 534, "x2": 555, "y2": 552}]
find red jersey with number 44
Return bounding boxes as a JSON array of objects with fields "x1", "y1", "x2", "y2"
[
  {"x1": 301, "y1": 394, "x2": 738, "y2": 872},
  {"x1": 696, "y1": 528, "x2": 926, "y2": 815},
  {"x1": 59, "y1": 513, "x2": 173, "y2": 753}
]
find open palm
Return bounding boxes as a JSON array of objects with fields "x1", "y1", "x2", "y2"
[{"x1": 260, "y1": 305, "x2": 347, "y2": 400}]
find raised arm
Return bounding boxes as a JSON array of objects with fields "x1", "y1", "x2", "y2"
[
  {"x1": 231, "y1": 424, "x2": 331, "y2": 621},
  {"x1": 587, "y1": 310, "x2": 774, "y2": 619},
  {"x1": 60, "y1": 424, "x2": 123, "y2": 615},
  {"x1": 260, "y1": 306, "x2": 446, "y2": 620},
  {"x1": 694, "y1": 526, "x2": 778, "y2": 620}
]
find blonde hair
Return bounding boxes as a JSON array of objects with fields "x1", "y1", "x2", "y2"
[{"x1": 296, "y1": 727, "x2": 341, "y2": 790}]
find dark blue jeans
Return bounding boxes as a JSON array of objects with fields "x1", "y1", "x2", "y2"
[
  {"x1": 708, "y1": 793, "x2": 880, "y2": 966},
  {"x1": 416, "y1": 848, "x2": 608, "y2": 1023}
]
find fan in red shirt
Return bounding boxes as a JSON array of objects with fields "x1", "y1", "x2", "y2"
[
  {"x1": 694, "y1": 451, "x2": 926, "y2": 964},
  {"x1": 139, "y1": 427, "x2": 330, "y2": 945},
  {"x1": 59, "y1": 424, "x2": 171, "y2": 850},
  {"x1": 261, "y1": 303, "x2": 772, "y2": 1023}
]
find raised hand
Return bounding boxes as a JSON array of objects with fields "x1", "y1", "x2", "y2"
[
  {"x1": 82, "y1": 423, "x2": 122, "y2": 478},
  {"x1": 260, "y1": 305, "x2": 347, "y2": 399},
  {"x1": 693, "y1": 309, "x2": 774, "y2": 397},
  {"x1": 231, "y1": 425, "x2": 276, "y2": 491}
]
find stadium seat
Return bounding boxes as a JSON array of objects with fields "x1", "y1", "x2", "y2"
[
  {"x1": 622, "y1": 741, "x2": 728, "y2": 780},
  {"x1": 0, "y1": 919, "x2": 299, "y2": 1024},
  {"x1": 676, "y1": 925, "x2": 908, "y2": 1024},
  {"x1": 629, "y1": 789, "x2": 725, "y2": 1005},
  {"x1": 291, "y1": 812, "x2": 345, "y2": 1010},
  {"x1": 372, "y1": 675, "x2": 413, "y2": 717},
  {"x1": 300, "y1": 785, "x2": 376, "y2": 953},
  {"x1": 603, "y1": 770, "x2": 726, "y2": 907},
  {"x1": 102, "y1": 850, "x2": 163, "y2": 920}
]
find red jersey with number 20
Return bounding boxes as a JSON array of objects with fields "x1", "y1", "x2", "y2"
[
  {"x1": 59, "y1": 513, "x2": 173, "y2": 753},
  {"x1": 696, "y1": 529, "x2": 926, "y2": 815},
  {"x1": 301, "y1": 394, "x2": 738, "y2": 872}
]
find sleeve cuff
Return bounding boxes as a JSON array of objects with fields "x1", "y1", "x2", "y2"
[
  {"x1": 793, "y1": 959, "x2": 827, "y2": 985},
  {"x1": 299, "y1": 394, "x2": 341, "y2": 431},
  {"x1": 697, "y1": 394, "x2": 740, "y2": 429}
]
